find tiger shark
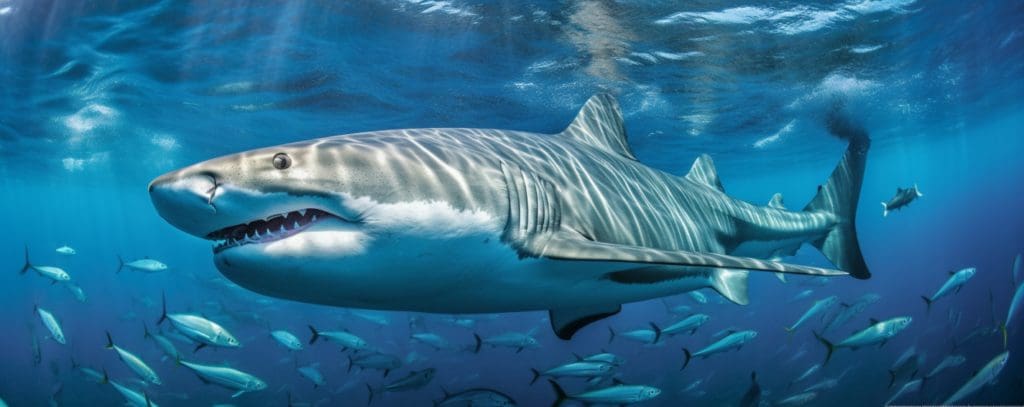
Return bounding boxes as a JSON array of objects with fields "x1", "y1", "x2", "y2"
[{"x1": 149, "y1": 94, "x2": 871, "y2": 339}]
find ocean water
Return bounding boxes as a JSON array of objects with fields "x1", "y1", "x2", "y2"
[{"x1": 2, "y1": 0, "x2": 1023, "y2": 406}]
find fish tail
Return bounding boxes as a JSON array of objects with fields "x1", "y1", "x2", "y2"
[
  {"x1": 887, "y1": 370, "x2": 896, "y2": 388},
  {"x1": 881, "y1": 202, "x2": 888, "y2": 217},
  {"x1": 1001, "y1": 322, "x2": 1008, "y2": 349},
  {"x1": 366, "y1": 383, "x2": 377, "y2": 405},
  {"x1": 530, "y1": 368, "x2": 541, "y2": 385},
  {"x1": 143, "y1": 322, "x2": 151, "y2": 339},
  {"x1": 548, "y1": 379, "x2": 568, "y2": 407},
  {"x1": 21, "y1": 245, "x2": 31, "y2": 275},
  {"x1": 921, "y1": 296, "x2": 932, "y2": 314},
  {"x1": 101, "y1": 368, "x2": 109, "y2": 384},
  {"x1": 157, "y1": 291, "x2": 168, "y2": 325},
  {"x1": 649, "y1": 322, "x2": 662, "y2": 344},
  {"x1": 914, "y1": 184, "x2": 923, "y2": 197},
  {"x1": 607, "y1": 327, "x2": 616, "y2": 344},
  {"x1": 812, "y1": 331, "x2": 835, "y2": 364},
  {"x1": 804, "y1": 107, "x2": 871, "y2": 279},
  {"x1": 105, "y1": 331, "x2": 114, "y2": 349},
  {"x1": 472, "y1": 333, "x2": 482, "y2": 354},
  {"x1": 681, "y1": 348, "x2": 692, "y2": 370},
  {"x1": 346, "y1": 355, "x2": 353, "y2": 373},
  {"x1": 116, "y1": 255, "x2": 124, "y2": 273},
  {"x1": 308, "y1": 325, "x2": 320, "y2": 345}
]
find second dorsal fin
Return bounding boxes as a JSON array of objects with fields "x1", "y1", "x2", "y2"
[{"x1": 685, "y1": 154, "x2": 724, "y2": 191}]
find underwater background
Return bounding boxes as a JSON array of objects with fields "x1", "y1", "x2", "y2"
[{"x1": 1, "y1": 0, "x2": 1023, "y2": 406}]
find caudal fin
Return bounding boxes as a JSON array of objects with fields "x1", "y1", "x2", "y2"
[
  {"x1": 711, "y1": 269, "x2": 749, "y2": 305},
  {"x1": 681, "y1": 348, "x2": 693, "y2": 370},
  {"x1": 548, "y1": 379, "x2": 568, "y2": 407},
  {"x1": 881, "y1": 202, "x2": 889, "y2": 217},
  {"x1": 921, "y1": 296, "x2": 932, "y2": 314},
  {"x1": 21, "y1": 245, "x2": 31, "y2": 275},
  {"x1": 530, "y1": 368, "x2": 541, "y2": 385},
  {"x1": 308, "y1": 325, "x2": 320, "y2": 345},
  {"x1": 157, "y1": 292, "x2": 168, "y2": 325},
  {"x1": 804, "y1": 108, "x2": 871, "y2": 279},
  {"x1": 117, "y1": 255, "x2": 124, "y2": 273},
  {"x1": 105, "y1": 331, "x2": 115, "y2": 349},
  {"x1": 607, "y1": 327, "x2": 616, "y2": 344},
  {"x1": 813, "y1": 331, "x2": 835, "y2": 364},
  {"x1": 472, "y1": 333, "x2": 482, "y2": 354}
]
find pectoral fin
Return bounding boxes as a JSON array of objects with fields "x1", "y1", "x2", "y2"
[{"x1": 549, "y1": 305, "x2": 622, "y2": 340}]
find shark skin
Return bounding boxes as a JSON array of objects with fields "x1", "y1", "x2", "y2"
[{"x1": 149, "y1": 94, "x2": 872, "y2": 340}]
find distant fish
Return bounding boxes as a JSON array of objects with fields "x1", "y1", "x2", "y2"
[
  {"x1": 70, "y1": 358, "x2": 105, "y2": 384},
  {"x1": 367, "y1": 368, "x2": 436, "y2": 404},
  {"x1": 802, "y1": 378, "x2": 839, "y2": 393},
  {"x1": 925, "y1": 354, "x2": 966, "y2": 380},
  {"x1": 143, "y1": 324, "x2": 181, "y2": 362},
  {"x1": 785, "y1": 296, "x2": 838, "y2": 334},
  {"x1": 35, "y1": 306, "x2": 66, "y2": 344},
  {"x1": 157, "y1": 293, "x2": 240, "y2": 352},
  {"x1": 885, "y1": 378, "x2": 921, "y2": 405},
  {"x1": 530, "y1": 360, "x2": 613, "y2": 385},
  {"x1": 347, "y1": 352, "x2": 402, "y2": 377},
  {"x1": 881, "y1": 184, "x2": 922, "y2": 217},
  {"x1": 103, "y1": 371, "x2": 157, "y2": 407},
  {"x1": 308, "y1": 325, "x2": 368, "y2": 352},
  {"x1": 65, "y1": 282, "x2": 87, "y2": 303},
  {"x1": 1002, "y1": 256, "x2": 1024, "y2": 348},
  {"x1": 438, "y1": 316, "x2": 477, "y2": 329},
  {"x1": 739, "y1": 372, "x2": 761, "y2": 407},
  {"x1": 1013, "y1": 253, "x2": 1022, "y2": 287},
  {"x1": 775, "y1": 391, "x2": 817, "y2": 406},
  {"x1": 117, "y1": 256, "x2": 168, "y2": 273},
  {"x1": 434, "y1": 388, "x2": 516, "y2": 407},
  {"x1": 681, "y1": 330, "x2": 757, "y2": 370},
  {"x1": 410, "y1": 332, "x2": 451, "y2": 350},
  {"x1": 788, "y1": 290, "x2": 814, "y2": 303},
  {"x1": 824, "y1": 293, "x2": 880, "y2": 333},
  {"x1": 661, "y1": 300, "x2": 692, "y2": 315},
  {"x1": 887, "y1": 346, "x2": 922, "y2": 389},
  {"x1": 662, "y1": 314, "x2": 710, "y2": 336},
  {"x1": 297, "y1": 363, "x2": 325, "y2": 388},
  {"x1": 348, "y1": 310, "x2": 390, "y2": 327},
  {"x1": 688, "y1": 291, "x2": 708, "y2": 304},
  {"x1": 608, "y1": 323, "x2": 662, "y2": 345},
  {"x1": 548, "y1": 379, "x2": 660, "y2": 406},
  {"x1": 813, "y1": 317, "x2": 912, "y2": 363},
  {"x1": 55, "y1": 245, "x2": 76, "y2": 256},
  {"x1": 178, "y1": 358, "x2": 267, "y2": 398},
  {"x1": 473, "y1": 331, "x2": 540, "y2": 353},
  {"x1": 105, "y1": 332, "x2": 161, "y2": 385},
  {"x1": 789, "y1": 363, "x2": 821, "y2": 387},
  {"x1": 270, "y1": 330, "x2": 303, "y2": 351},
  {"x1": 20, "y1": 247, "x2": 71, "y2": 283},
  {"x1": 574, "y1": 351, "x2": 625, "y2": 367},
  {"x1": 921, "y1": 267, "x2": 976, "y2": 312},
  {"x1": 942, "y1": 351, "x2": 1010, "y2": 405}
]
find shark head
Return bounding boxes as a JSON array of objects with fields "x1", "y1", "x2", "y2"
[{"x1": 149, "y1": 136, "x2": 504, "y2": 310}]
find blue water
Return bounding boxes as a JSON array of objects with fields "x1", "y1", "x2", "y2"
[{"x1": 2, "y1": 0, "x2": 1023, "y2": 406}]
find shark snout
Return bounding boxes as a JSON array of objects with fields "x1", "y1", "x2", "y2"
[{"x1": 149, "y1": 171, "x2": 220, "y2": 237}]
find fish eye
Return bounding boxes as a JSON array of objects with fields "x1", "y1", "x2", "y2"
[{"x1": 272, "y1": 153, "x2": 292, "y2": 170}]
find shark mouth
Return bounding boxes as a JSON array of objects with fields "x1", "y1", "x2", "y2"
[{"x1": 206, "y1": 208, "x2": 336, "y2": 253}]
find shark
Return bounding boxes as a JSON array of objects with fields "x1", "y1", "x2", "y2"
[{"x1": 149, "y1": 94, "x2": 872, "y2": 340}]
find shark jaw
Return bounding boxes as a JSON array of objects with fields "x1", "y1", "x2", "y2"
[{"x1": 205, "y1": 208, "x2": 339, "y2": 254}]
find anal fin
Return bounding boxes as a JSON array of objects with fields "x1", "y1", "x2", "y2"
[{"x1": 550, "y1": 305, "x2": 622, "y2": 340}]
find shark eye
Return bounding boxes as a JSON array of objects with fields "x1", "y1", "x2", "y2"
[{"x1": 272, "y1": 153, "x2": 291, "y2": 170}]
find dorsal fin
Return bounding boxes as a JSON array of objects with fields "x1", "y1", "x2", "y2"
[
  {"x1": 685, "y1": 154, "x2": 724, "y2": 191},
  {"x1": 561, "y1": 94, "x2": 636, "y2": 160},
  {"x1": 768, "y1": 193, "x2": 786, "y2": 209}
]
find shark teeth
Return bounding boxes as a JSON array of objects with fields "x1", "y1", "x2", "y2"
[{"x1": 209, "y1": 208, "x2": 333, "y2": 254}]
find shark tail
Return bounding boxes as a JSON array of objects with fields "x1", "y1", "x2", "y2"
[
  {"x1": 20, "y1": 245, "x2": 31, "y2": 275},
  {"x1": 813, "y1": 331, "x2": 835, "y2": 364},
  {"x1": 530, "y1": 368, "x2": 541, "y2": 385},
  {"x1": 548, "y1": 379, "x2": 568, "y2": 407},
  {"x1": 921, "y1": 296, "x2": 932, "y2": 314},
  {"x1": 804, "y1": 108, "x2": 871, "y2": 279},
  {"x1": 711, "y1": 269, "x2": 749, "y2": 305},
  {"x1": 881, "y1": 202, "x2": 889, "y2": 217},
  {"x1": 681, "y1": 348, "x2": 692, "y2": 370}
]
